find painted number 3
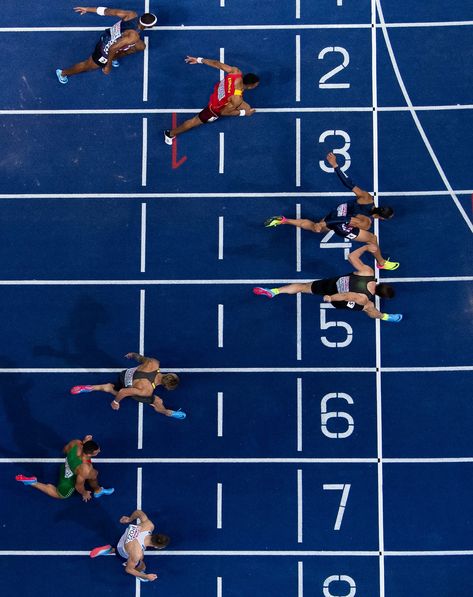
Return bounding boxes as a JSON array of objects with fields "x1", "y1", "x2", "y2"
[{"x1": 319, "y1": 130, "x2": 351, "y2": 173}]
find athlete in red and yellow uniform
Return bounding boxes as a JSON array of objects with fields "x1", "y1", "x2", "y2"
[{"x1": 164, "y1": 56, "x2": 260, "y2": 144}]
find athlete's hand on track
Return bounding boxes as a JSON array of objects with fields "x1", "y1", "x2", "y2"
[
  {"x1": 102, "y1": 66, "x2": 112, "y2": 75},
  {"x1": 82, "y1": 491, "x2": 92, "y2": 502},
  {"x1": 124, "y1": 353, "x2": 135, "y2": 359},
  {"x1": 323, "y1": 295, "x2": 332, "y2": 303},
  {"x1": 185, "y1": 56, "x2": 199, "y2": 64},
  {"x1": 146, "y1": 574, "x2": 158, "y2": 582},
  {"x1": 83, "y1": 435, "x2": 93, "y2": 442},
  {"x1": 245, "y1": 108, "x2": 256, "y2": 116},
  {"x1": 74, "y1": 7, "x2": 89, "y2": 15},
  {"x1": 326, "y1": 151, "x2": 338, "y2": 169},
  {"x1": 111, "y1": 400, "x2": 120, "y2": 410},
  {"x1": 120, "y1": 516, "x2": 131, "y2": 524}
]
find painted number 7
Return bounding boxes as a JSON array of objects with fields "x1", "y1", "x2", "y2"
[{"x1": 323, "y1": 483, "x2": 351, "y2": 530}]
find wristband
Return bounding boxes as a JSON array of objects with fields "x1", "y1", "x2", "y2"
[
  {"x1": 196, "y1": 57, "x2": 204, "y2": 64},
  {"x1": 239, "y1": 109, "x2": 246, "y2": 116},
  {"x1": 96, "y1": 7, "x2": 107, "y2": 16}
]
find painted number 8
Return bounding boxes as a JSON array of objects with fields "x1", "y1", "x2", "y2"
[
  {"x1": 319, "y1": 130, "x2": 351, "y2": 173},
  {"x1": 323, "y1": 575, "x2": 356, "y2": 597}
]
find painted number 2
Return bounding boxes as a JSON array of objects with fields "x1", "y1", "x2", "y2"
[
  {"x1": 318, "y1": 47, "x2": 350, "y2": 89},
  {"x1": 323, "y1": 575, "x2": 357, "y2": 597},
  {"x1": 319, "y1": 130, "x2": 351, "y2": 172}
]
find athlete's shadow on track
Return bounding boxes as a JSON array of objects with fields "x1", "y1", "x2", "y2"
[
  {"x1": 33, "y1": 295, "x2": 118, "y2": 368},
  {"x1": 0, "y1": 357, "x2": 64, "y2": 467},
  {"x1": 54, "y1": 499, "x2": 117, "y2": 543}
]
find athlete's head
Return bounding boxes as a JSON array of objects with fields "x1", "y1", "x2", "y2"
[
  {"x1": 371, "y1": 206, "x2": 394, "y2": 220},
  {"x1": 242, "y1": 73, "x2": 260, "y2": 89},
  {"x1": 162, "y1": 373, "x2": 180, "y2": 391},
  {"x1": 150, "y1": 533, "x2": 170, "y2": 549},
  {"x1": 139, "y1": 12, "x2": 157, "y2": 28},
  {"x1": 375, "y1": 283, "x2": 395, "y2": 299},
  {"x1": 82, "y1": 440, "x2": 100, "y2": 456}
]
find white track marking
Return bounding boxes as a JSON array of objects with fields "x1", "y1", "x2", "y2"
[
  {"x1": 6, "y1": 457, "x2": 473, "y2": 464},
  {"x1": 218, "y1": 216, "x2": 224, "y2": 259},
  {"x1": 141, "y1": 118, "x2": 147, "y2": 187},
  {"x1": 217, "y1": 577, "x2": 223, "y2": 597},
  {"x1": 376, "y1": 0, "x2": 473, "y2": 234},
  {"x1": 142, "y1": 36, "x2": 149, "y2": 102},
  {"x1": 296, "y1": 203, "x2": 302, "y2": 272},
  {"x1": 217, "y1": 392, "x2": 224, "y2": 437},
  {"x1": 137, "y1": 290, "x2": 145, "y2": 450},
  {"x1": 218, "y1": 305, "x2": 224, "y2": 348},
  {"x1": 297, "y1": 469, "x2": 303, "y2": 543},
  {"x1": 296, "y1": 35, "x2": 301, "y2": 101},
  {"x1": 297, "y1": 378, "x2": 302, "y2": 452},
  {"x1": 136, "y1": 466, "x2": 143, "y2": 509},
  {"x1": 219, "y1": 133, "x2": 225, "y2": 174},
  {"x1": 217, "y1": 483, "x2": 223, "y2": 528},
  {"x1": 295, "y1": 119, "x2": 301, "y2": 187},
  {"x1": 296, "y1": 293, "x2": 302, "y2": 361},
  {"x1": 298, "y1": 561, "x2": 303, "y2": 596},
  {"x1": 295, "y1": 0, "x2": 300, "y2": 19},
  {"x1": 140, "y1": 203, "x2": 147, "y2": 272},
  {"x1": 219, "y1": 48, "x2": 225, "y2": 81}
]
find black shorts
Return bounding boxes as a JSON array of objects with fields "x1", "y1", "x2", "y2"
[
  {"x1": 91, "y1": 42, "x2": 108, "y2": 67},
  {"x1": 113, "y1": 371, "x2": 154, "y2": 404},
  {"x1": 310, "y1": 277, "x2": 339, "y2": 296},
  {"x1": 198, "y1": 105, "x2": 220, "y2": 123},
  {"x1": 327, "y1": 222, "x2": 360, "y2": 240}
]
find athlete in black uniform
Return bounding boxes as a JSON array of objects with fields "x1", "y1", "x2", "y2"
[
  {"x1": 264, "y1": 152, "x2": 399, "y2": 271},
  {"x1": 253, "y1": 244, "x2": 403, "y2": 322},
  {"x1": 56, "y1": 6, "x2": 157, "y2": 84},
  {"x1": 70, "y1": 352, "x2": 186, "y2": 419}
]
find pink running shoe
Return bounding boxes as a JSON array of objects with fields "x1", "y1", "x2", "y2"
[
  {"x1": 70, "y1": 385, "x2": 94, "y2": 395},
  {"x1": 90, "y1": 545, "x2": 113, "y2": 558},
  {"x1": 253, "y1": 287, "x2": 277, "y2": 298},
  {"x1": 15, "y1": 474, "x2": 37, "y2": 485}
]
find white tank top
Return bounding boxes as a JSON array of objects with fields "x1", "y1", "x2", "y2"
[{"x1": 117, "y1": 524, "x2": 151, "y2": 560}]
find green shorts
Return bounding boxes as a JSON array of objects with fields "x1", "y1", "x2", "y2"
[{"x1": 56, "y1": 464, "x2": 76, "y2": 499}]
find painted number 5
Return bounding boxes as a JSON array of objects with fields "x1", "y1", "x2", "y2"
[
  {"x1": 319, "y1": 130, "x2": 351, "y2": 172},
  {"x1": 320, "y1": 303, "x2": 353, "y2": 348}
]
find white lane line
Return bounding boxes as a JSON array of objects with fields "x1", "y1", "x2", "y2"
[
  {"x1": 3, "y1": 365, "x2": 473, "y2": 373},
  {"x1": 142, "y1": 36, "x2": 149, "y2": 102},
  {"x1": 376, "y1": 0, "x2": 473, "y2": 234},
  {"x1": 219, "y1": 48, "x2": 225, "y2": 80},
  {"x1": 138, "y1": 290, "x2": 145, "y2": 450},
  {"x1": 295, "y1": 0, "x2": 300, "y2": 19},
  {"x1": 0, "y1": 189, "x2": 472, "y2": 199},
  {"x1": 136, "y1": 466, "x2": 143, "y2": 509},
  {"x1": 371, "y1": 3, "x2": 385, "y2": 595},
  {"x1": 217, "y1": 392, "x2": 224, "y2": 437},
  {"x1": 141, "y1": 118, "x2": 147, "y2": 187},
  {"x1": 140, "y1": 203, "x2": 147, "y2": 273},
  {"x1": 217, "y1": 577, "x2": 223, "y2": 597},
  {"x1": 8, "y1": 456, "x2": 473, "y2": 464},
  {"x1": 295, "y1": 118, "x2": 301, "y2": 187},
  {"x1": 337, "y1": 0, "x2": 343, "y2": 5},
  {"x1": 217, "y1": 483, "x2": 223, "y2": 529},
  {"x1": 220, "y1": 0, "x2": 225, "y2": 7},
  {"x1": 219, "y1": 133, "x2": 225, "y2": 174},
  {"x1": 297, "y1": 378, "x2": 302, "y2": 452},
  {"x1": 5, "y1": 20, "x2": 473, "y2": 32},
  {"x1": 296, "y1": 293, "x2": 302, "y2": 361},
  {"x1": 297, "y1": 469, "x2": 303, "y2": 543},
  {"x1": 0, "y1": 276, "x2": 470, "y2": 286},
  {"x1": 5, "y1": 549, "x2": 473, "y2": 556},
  {"x1": 298, "y1": 561, "x2": 303, "y2": 596},
  {"x1": 218, "y1": 216, "x2": 224, "y2": 260},
  {"x1": 295, "y1": 35, "x2": 301, "y2": 101},
  {"x1": 218, "y1": 305, "x2": 224, "y2": 348},
  {"x1": 145, "y1": 0, "x2": 150, "y2": 12},
  {"x1": 296, "y1": 203, "x2": 301, "y2": 272}
]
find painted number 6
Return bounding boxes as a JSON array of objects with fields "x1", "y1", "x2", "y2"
[
  {"x1": 321, "y1": 392, "x2": 355, "y2": 439},
  {"x1": 319, "y1": 130, "x2": 351, "y2": 173}
]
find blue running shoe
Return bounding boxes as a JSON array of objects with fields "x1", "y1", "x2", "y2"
[
  {"x1": 170, "y1": 409, "x2": 186, "y2": 420},
  {"x1": 112, "y1": 60, "x2": 120, "y2": 68},
  {"x1": 56, "y1": 69, "x2": 68, "y2": 84},
  {"x1": 94, "y1": 487, "x2": 115, "y2": 498},
  {"x1": 382, "y1": 313, "x2": 403, "y2": 323}
]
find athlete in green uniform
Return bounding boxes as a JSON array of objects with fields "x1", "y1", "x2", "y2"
[{"x1": 15, "y1": 435, "x2": 114, "y2": 501}]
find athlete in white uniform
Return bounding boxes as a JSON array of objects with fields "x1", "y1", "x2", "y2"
[{"x1": 89, "y1": 509, "x2": 170, "y2": 582}]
